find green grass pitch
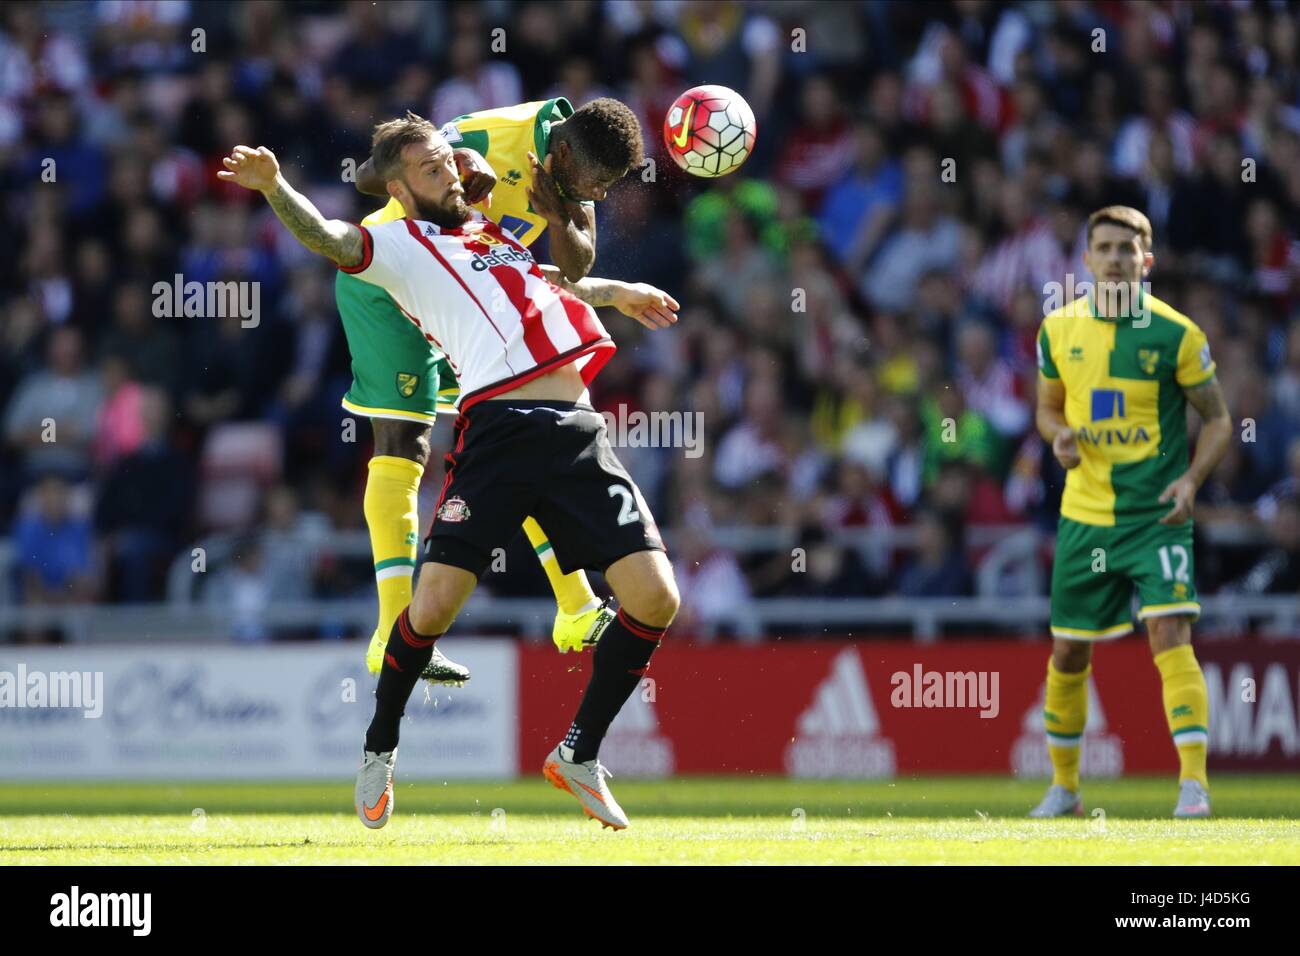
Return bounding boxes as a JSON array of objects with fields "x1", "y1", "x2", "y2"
[{"x1": 2, "y1": 776, "x2": 1297, "y2": 865}]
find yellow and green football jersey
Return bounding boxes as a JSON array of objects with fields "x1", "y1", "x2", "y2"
[
  {"x1": 1038, "y1": 291, "x2": 1216, "y2": 527},
  {"x1": 363, "y1": 96, "x2": 583, "y2": 245}
]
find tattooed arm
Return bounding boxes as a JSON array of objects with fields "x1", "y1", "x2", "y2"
[
  {"x1": 1159, "y1": 376, "x2": 1233, "y2": 525},
  {"x1": 538, "y1": 265, "x2": 679, "y2": 330},
  {"x1": 1182, "y1": 376, "x2": 1233, "y2": 488},
  {"x1": 538, "y1": 265, "x2": 614, "y2": 304},
  {"x1": 218, "y1": 146, "x2": 365, "y2": 268}
]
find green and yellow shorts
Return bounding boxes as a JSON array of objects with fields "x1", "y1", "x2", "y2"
[
  {"x1": 336, "y1": 271, "x2": 459, "y2": 423},
  {"x1": 1049, "y1": 516, "x2": 1200, "y2": 640}
]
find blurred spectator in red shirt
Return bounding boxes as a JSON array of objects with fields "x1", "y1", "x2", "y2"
[{"x1": 777, "y1": 74, "x2": 855, "y2": 209}]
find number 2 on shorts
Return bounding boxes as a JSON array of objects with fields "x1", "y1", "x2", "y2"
[{"x1": 608, "y1": 484, "x2": 640, "y2": 526}]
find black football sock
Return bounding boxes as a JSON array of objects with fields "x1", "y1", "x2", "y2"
[
  {"x1": 364, "y1": 607, "x2": 440, "y2": 753},
  {"x1": 564, "y1": 608, "x2": 666, "y2": 763}
]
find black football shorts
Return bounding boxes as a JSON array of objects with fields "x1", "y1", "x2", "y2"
[{"x1": 423, "y1": 399, "x2": 666, "y2": 577}]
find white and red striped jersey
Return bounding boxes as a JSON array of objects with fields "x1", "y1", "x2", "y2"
[{"x1": 341, "y1": 216, "x2": 615, "y2": 410}]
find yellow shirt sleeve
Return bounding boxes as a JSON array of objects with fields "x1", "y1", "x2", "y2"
[
  {"x1": 1175, "y1": 322, "x2": 1216, "y2": 388},
  {"x1": 361, "y1": 197, "x2": 407, "y2": 226}
]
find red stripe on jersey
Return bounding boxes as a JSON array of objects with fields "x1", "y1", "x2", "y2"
[
  {"x1": 558, "y1": 286, "x2": 601, "y2": 341},
  {"x1": 405, "y1": 218, "x2": 511, "y2": 351},
  {"x1": 524, "y1": 260, "x2": 603, "y2": 344},
  {"x1": 453, "y1": 231, "x2": 558, "y2": 365},
  {"x1": 457, "y1": 338, "x2": 615, "y2": 411},
  {"x1": 485, "y1": 222, "x2": 603, "y2": 349}
]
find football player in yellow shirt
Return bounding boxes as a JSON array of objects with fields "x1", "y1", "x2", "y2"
[
  {"x1": 1032, "y1": 206, "x2": 1232, "y2": 818},
  {"x1": 339, "y1": 98, "x2": 651, "y2": 682}
]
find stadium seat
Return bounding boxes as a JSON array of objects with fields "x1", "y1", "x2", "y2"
[{"x1": 197, "y1": 423, "x2": 284, "y2": 530}]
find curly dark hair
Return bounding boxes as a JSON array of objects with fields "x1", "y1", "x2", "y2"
[{"x1": 555, "y1": 97, "x2": 645, "y2": 173}]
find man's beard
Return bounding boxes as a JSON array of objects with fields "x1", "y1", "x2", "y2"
[{"x1": 408, "y1": 192, "x2": 473, "y2": 228}]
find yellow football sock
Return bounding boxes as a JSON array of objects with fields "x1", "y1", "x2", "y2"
[
  {"x1": 1154, "y1": 644, "x2": 1209, "y2": 788},
  {"x1": 364, "y1": 455, "x2": 424, "y2": 645},
  {"x1": 1045, "y1": 658, "x2": 1090, "y2": 793},
  {"x1": 522, "y1": 516, "x2": 598, "y2": 615}
]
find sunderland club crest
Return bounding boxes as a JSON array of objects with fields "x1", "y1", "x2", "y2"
[{"x1": 437, "y1": 496, "x2": 471, "y2": 523}]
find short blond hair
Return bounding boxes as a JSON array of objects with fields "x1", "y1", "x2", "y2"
[{"x1": 1087, "y1": 205, "x2": 1153, "y2": 251}]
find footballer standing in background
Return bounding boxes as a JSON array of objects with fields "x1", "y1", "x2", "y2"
[
  {"x1": 1031, "y1": 206, "x2": 1233, "y2": 819},
  {"x1": 340, "y1": 97, "x2": 646, "y2": 685}
]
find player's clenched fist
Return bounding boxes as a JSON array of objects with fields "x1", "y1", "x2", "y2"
[
  {"x1": 218, "y1": 145, "x2": 281, "y2": 193},
  {"x1": 454, "y1": 147, "x2": 496, "y2": 208},
  {"x1": 1053, "y1": 426, "x2": 1081, "y2": 470}
]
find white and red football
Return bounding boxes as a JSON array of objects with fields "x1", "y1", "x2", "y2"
[{"x1": 663, "y1": 84, "x2": 757, "y2": 178}]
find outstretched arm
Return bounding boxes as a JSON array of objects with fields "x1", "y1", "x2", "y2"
[
  {"x1": 219, "y1": 146, "x2": 365, "y2": 268},
  {"x1": 539, "y1": 265, "x2": 678, "y2": 330}
]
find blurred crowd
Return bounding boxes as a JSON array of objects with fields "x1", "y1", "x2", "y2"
[{"x1": 3, "y1": 1, "x2": 1300, "y2": 638}]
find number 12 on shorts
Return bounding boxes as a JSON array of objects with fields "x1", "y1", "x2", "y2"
[{"x1": 1158, "y1": 544, "x2": 1189, "y2": 582}]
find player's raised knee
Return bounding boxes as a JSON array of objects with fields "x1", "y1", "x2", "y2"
[
  {"x1": 634, "y1": 569, "x2": 680, "y2": 630},
  {"x1": 653, "y1": 579, "x2": 681, "y2": 628},
  {"x1": 605, "y1": 550, "x2": 679, "y2": 630}
]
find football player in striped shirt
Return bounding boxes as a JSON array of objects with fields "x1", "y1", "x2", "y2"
[
  {"x1": 338, "y1": 98, "x2": 644, "y2": 685},
  {"x1": 1031, "y1": 206, "x2": 1232, "y2": 819},
  {"x1": 221, "y1": 116, "x2": 678, "y2": 829}
]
